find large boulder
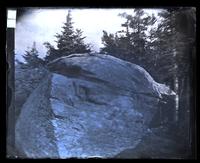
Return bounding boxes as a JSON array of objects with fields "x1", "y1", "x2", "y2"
[
  {"x1": 15, "y1": 53, "x2": 175, "y2": 158},
  {"x1": 15, "y1": 65, "x2": 49, "y2": 120}
]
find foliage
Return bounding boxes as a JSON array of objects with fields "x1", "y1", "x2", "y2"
[
  {"x1": 21, "y1": 42, "x2": 44, "y2": 68},
  {"x1": 100, "y1": 9, "x2": 156, "y2": 67},
  {"x1": 44, "y1": 10, "x2": 91, "y2": 63}
]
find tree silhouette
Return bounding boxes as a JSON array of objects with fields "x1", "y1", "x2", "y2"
[
  {"x1": 44, "y1": 10, "x2": 91, "y2": 63},
  {"x1": 22, "y1": 42, "x2": 44, "y2": 68}
]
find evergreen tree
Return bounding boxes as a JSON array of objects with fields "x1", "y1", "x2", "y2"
[
  {"x1": 167, "y1": 8, "x2": 195, "y2": 148},
  {"x1": 73, "y1": 29, "x2": 91, "y2": 53},
  {"x1": 100, "y1": 9, "x2": 156, "y2": 66},
  {"x1": 147, "y1": 10, "x2": 177, "y2": 84},
  {"x1": 44, "y1": 10, "x2": 91, "y2": 63},
  {"x1": 101, "y1": 31, "x2": 119, "y2": 56},
  {"x1": 22, "y1": 42, "x2": 44, "y2": 68},
  {"x1": 147, "y1": 9, "x2": 196, "y2": 150},
  {"x1": 43, "y1": 42, "x2": 59, "y2": 63}
]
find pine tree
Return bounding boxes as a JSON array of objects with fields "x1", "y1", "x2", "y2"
[
  {"x1": 44, "y1": 10, "x2": 91, "y2": 63},
  {"x1": 73, "y1": 29, "x2": 91, "y2": 53},
  {"x1": 149, "y1": 9, "x2": 196, "y2": 148},
  {"x1": 169, "y1": 8, "x2": 195, "y2": 148},
  {"x1": 22, "y1": 42, "x2": 44, "y2": 68},
  {"x1": 101, "y1": 31, "x2": 118, "y2": 55},
  {"x1": 100, "y1": 9, "x2": 156, "y2": 66},
  {"x1": 43, "y1": 42, "x2": 59, "y2": 63},
  {"x1": 56, "y1": 10, "x2": 76, "y2": 55}
]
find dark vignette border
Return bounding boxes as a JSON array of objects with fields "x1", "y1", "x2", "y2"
[{"x1": 0, "y1": 0, "x2": 198, "y2": 161}]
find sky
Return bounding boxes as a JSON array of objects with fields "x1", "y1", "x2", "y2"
[{"x1": 15, "y1": 8, "x2": 161, "y2": 61}]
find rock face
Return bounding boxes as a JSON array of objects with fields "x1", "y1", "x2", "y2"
[
  {"x1": 15, "y1": 53, "x2": 175, "y2": 158},
  {"x1": 15, "y1": 65, "x2": 49, "y2": 120}
]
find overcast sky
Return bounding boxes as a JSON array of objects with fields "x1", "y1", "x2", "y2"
[{"x1": 15, "y1": 8, "x2": 161, "y2": 61}]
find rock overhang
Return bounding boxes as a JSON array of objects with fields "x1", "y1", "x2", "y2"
[{"x1": 15, "y1": 53, "x2": 175, "y2": 158}]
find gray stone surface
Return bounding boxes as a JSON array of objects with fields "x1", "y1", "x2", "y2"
[
  {"x1": 15, "y1": 53, "x2": 175, "y2": 158},
  {"x1": 15, "y1": 65, "x2": 49, "y2": 120}
]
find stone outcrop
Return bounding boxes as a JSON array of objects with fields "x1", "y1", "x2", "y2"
[{"x1": 15, "y1": 53, "x2": 175, "y2": 158}]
